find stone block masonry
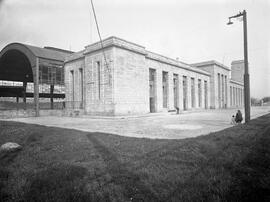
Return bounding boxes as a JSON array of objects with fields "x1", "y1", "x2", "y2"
[{"x1": 64, "y1": 36, "x2": 223, "y2": 116}]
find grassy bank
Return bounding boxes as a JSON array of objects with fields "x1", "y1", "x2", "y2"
[{"x1": 0, "y1": 114, "x2": 270, "y2": 201}]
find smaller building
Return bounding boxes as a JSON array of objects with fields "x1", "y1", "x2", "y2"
[
  {"x1": 192, "y1": 60, "x2": 244, "y2": 109},
  {"x1": 191, "y1": 61, "x2": 230, "y2": 109}
]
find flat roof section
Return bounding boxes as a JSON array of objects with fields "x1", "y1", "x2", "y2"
[{"x1": 191, "y1": 60, "x2": 231, "y2": 71}]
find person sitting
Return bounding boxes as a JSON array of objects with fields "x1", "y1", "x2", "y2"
[
  {"x1": 231, "y1": 115, "x2": 236, "y2": 125},
  {"x1": 235, "y1": 110, "x2": 243, "y2": 124}
]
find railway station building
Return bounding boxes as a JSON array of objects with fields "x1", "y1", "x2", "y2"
[
  {"x1": 64, "y1": 36, "x2": 244, "y2": 116},
  {"x1": 0, "y1": 36, "x2": 244, "y2": 117}
]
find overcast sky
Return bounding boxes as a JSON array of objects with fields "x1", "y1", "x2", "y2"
[{"x1": 0, "y1": 0, "x2": 269, "y2": 98}]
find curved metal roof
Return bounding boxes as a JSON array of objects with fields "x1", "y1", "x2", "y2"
[
  {"x1": 0, "y1": 43, "x2": 72, "y2": 65},
  {"x1": 24, "y1": 43, "x2": 72, "y2": 61},
  {"x1": 0, "y1": 42, "x2": 72, "y2": 82}
]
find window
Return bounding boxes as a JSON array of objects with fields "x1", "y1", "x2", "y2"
[
  {"x1": 97, "y1": 61, "x2": 101, "y2": 100},
  {"x1": 224, "y1": 75, "x2": 227, "y2": 107},
  {"x1": 79, "y1": 68, "x2": 83, "y2": 102},
  {"x1": 204, "y1": 80, "x2": 208, "y2": 109},
  {"x1": 173, "y1": 74, "x2": 179, "y2": 109},
  {"x1": 183, "y1": 76, "x2": 187, "y2": 110},
  {"x1": 149, "y1": 68, "x2": 156, "y2": 113},
  {"x1": 191, "y1": 77, "x2": 195, "y2": 108},
  {"x1": 56, "y1": 68, "x2": 62, "y2": 84},
  {"x1": 218, "y1": 73, "x2": 221, "y2": 108},
  {"x1": 149, "y1": 69, "x2": 156, "y2": 97},
  {"x1": 70, "y1": 70, "x2": 74, "y2": 103},
  {"x1": 198, "y1": 79, "x2": 202, "y2": 107},
  {"x1": 162, "y1": 71, "x2": 168, "y2": 108}
]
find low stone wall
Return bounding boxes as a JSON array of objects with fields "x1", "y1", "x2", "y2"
[{"x1": 0, "y1": 109, "x2": 36, "y2": 119}]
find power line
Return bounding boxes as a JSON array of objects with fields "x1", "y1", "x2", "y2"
[{"x1": 90, "y1": 0, "x2": 109, "y2": 69}]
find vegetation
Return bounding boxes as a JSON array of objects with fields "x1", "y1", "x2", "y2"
[{"x1": 0, "y1": 114, "x2": 270, "y2": 202}]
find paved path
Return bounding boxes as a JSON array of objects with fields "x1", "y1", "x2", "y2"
[{"x1": 4, "y1": 106, "x2": 270, "y2": 139}]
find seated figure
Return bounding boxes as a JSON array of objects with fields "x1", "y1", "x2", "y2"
[{"x1": 235, "y1": 110, "x2": 243, "y2": 124}]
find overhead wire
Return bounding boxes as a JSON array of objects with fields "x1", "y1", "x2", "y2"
[{"x1": 90, "y1": 0, "x2": 109, "y2": 69}]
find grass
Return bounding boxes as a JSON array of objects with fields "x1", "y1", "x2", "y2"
[{"x1": 0, "y1": 114, "x2": 270, "y2": 202}]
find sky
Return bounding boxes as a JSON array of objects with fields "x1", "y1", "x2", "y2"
[{"x1": 0, "y1": 0, "x2": 269, "y2": 98}]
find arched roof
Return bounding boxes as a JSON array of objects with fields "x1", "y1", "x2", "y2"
[
  {"x1": 0, "y1": 43, "x2": 72, "y2": 82},
  {"x1": 0, "y1": 43, "x2": 72, "y2": 67}
]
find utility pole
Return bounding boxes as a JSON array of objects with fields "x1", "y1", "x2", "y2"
[{"x1": 227, "y1": 10, "x2": 250, "y2": 123}]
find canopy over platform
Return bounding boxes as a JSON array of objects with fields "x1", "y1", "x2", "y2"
[{"x1": 0, "y1": 43, "x2": 72, "y2": 115}]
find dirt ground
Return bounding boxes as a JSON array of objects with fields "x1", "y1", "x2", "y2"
[{"x1": 4, "y1": 106, "x2": 270, "y2": 139}]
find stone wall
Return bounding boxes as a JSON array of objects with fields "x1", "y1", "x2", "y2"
[
  {"x1": 64, "y1": 58, "x2": 85, "y2": 104},
  {"x1": 64, "y1": 36, "x2": 211, "y2": 115},
  {"x1": 84, "y1": 48, "x2": 114, "y2": 115},
  {"x1": 146, "y1": 53, "x2": 210, "y2": 112},
  {"x1": 113, "y1": 47, "x2": 149, "y2": 115}
]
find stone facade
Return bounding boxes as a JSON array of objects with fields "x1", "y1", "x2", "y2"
[
  {"x1": 65, "y1": 36, "x2": 243, "y2": 116},
  {"x1": 229, "y1": 80, "x2": 244, "y2": 108},
  {"x1": 192, "y1": 60, "x2": 244, "y2": 109},
  {"x1": 192, "y1": 61, "x2": 230, "y2": 109},
  {"x1": 146, "y1": 52, "x2": 210, "y2": 112}
]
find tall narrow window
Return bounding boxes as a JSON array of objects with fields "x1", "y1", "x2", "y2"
[
  {"x1": 204, "y1": 80, "x2": 208, "y2": 109},
  {"x1": 79, "y1": 68, "x2": 83, "y2": 107},
  {"x1": 162, "y1": 71, "x2": 168, "y2": 108},
  {"x1": 173, "y1": 74, "x2": 179, "y2": 109},
  {"x1": 97, "y1": 61, "x2": 101, "y2": 100},
  {"x1": 230, "y1": 86, "x2": 232, "y2": 106},
  {"x1": 225, "y1": 75, "x2": 227, "y2": 108},
  {"x1": 221, "y1": 74, "x2": 224, "y2": 108},
  {"x1": 198, "y1": 79, "x2": 202, "y2": 107},
  {"x1": 70, "y1": 70, "x2": 74, "y2": 108},
  {"x1": 191, "y1": 77, "x2": 195, "y2": 108},
  {"x1": 149, "y1": 68, "x2": 156, "y2": 113},
  {"x1": 233, "y1": 87, "x2": 235, "y2": 106},
  {"x1": 217, "y1": 73, "x2": 221, "y2": 108},
  {"x1": 183, "y1": 76, "x2": 187, "y2": 110}
]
